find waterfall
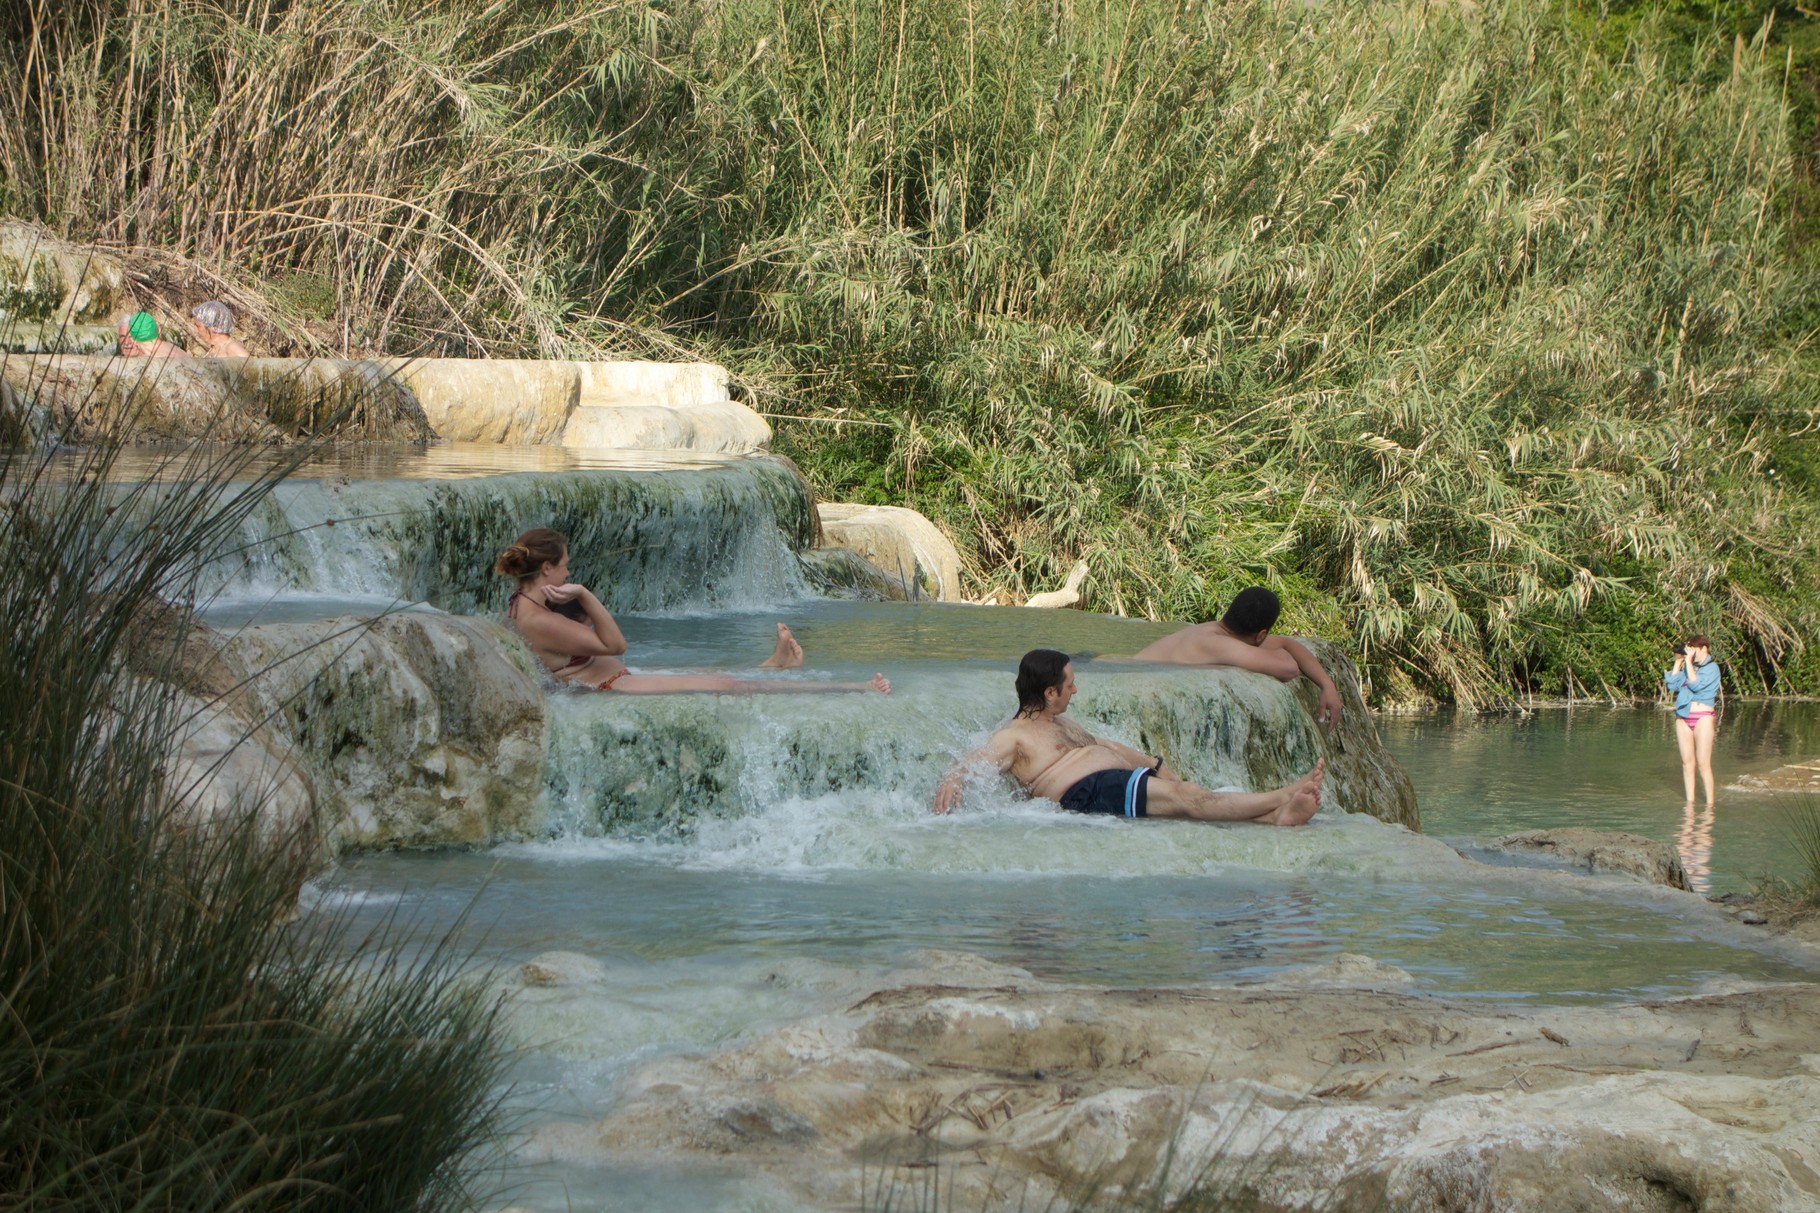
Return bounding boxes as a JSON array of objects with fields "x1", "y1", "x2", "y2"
[{"x1": 208, "y1": 457, "x2": 814, "y2": 613}]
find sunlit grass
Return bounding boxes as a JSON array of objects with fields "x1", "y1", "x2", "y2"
[{"x1": 6, "y1": 0, "x2": 1815, "y2": 704}]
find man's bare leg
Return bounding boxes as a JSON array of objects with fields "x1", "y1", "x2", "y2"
[
  {"x1": 1145, "y1": 759, "x2": 1323, "y2": 825},
  {"x1": 759, "y1": 623, "x2": 805, "y2": 669}
]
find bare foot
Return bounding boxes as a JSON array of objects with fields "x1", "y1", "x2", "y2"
[
  {"x1": 868, "y1": 673, "x2": 891, "y2": 694},
  {"x1": 759, "y1": 623, "x2": 805, "y2": 669},
  {"x1": 1270, "y1": 758, "x2": 1324, "y2": 826}
]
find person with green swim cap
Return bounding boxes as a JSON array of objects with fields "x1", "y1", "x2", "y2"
[{"x1": 117, "y1": 310, "x2": 190, "y2": 359}]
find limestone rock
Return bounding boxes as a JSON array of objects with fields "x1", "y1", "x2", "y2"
[
  {"x1": 163, "y1": 687, "x2": 319, "y2": 844},
  {"x1": 376, "y1": 356, "x2": 577, "y2": 444},
  {"x1": 815, "y1": 503, "x2": 965, "y2": 602},
  {"x1": 219, "y1": 612, "x2": 548, "y2": 851},
  {"x1": 1733, "y1": 759, "x2": 1820, "y2": 794},
  {"x1": 579, "y1": 972, "x2": 1820, "y2": 1212},
  {"x1": 517, "y1": 951, "x2": 608, "y2": 987},
  {"x1": 0, "y1": 221, "x2": 128, "y2": 332},
  {"x1": 561, "y1": 401, "x2": 770, "y2": 453},
  {"x1": 1, "y1": 354, "x2": 429, "y2": 442},
  {"x1": 3, "y1": 351, "x2": 767, "y2": 451},
  {"x1": 1491, "y1": 828, "x2": 1693, "y2": 891}
]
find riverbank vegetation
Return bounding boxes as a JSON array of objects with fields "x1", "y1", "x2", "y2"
[
  {"x1": 0, "y1": 429, "x2": 509, "y2": 1209},
  {"x1": 4, "y1": 0, "x2": 1816, "y2": 706}
]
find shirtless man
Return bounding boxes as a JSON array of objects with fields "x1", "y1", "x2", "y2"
[
  {"x1": 932, "y1": 649, "x2": 1322, "y2": 824},
  {"x1": 1132, "y1": 587, "x2": 1345, "y2": 731}
]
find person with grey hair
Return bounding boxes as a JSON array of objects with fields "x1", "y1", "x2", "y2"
[{"x1": 189, "y1": 301, "x2": 250, "y2": 356}]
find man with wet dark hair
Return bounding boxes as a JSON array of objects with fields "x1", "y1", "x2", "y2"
[
  {"x1": 932, "y1": 650, "x2": 1323, "y2": 824},
  {"x1": 1131, "y1": 587, "x2": 1345, "y2": 731}
]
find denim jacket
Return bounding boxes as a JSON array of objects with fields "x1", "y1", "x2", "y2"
[{"x1": 1664, "y1": 659, "x2": 1720, "y2": 718}]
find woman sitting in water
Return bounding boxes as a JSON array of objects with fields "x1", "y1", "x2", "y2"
[
  {"x1": 1664, "y1": 634, "x2": 1720, "y2": 806},
  {"x1": 495, "y1": 528, "x2": 889, "y2": 695}
]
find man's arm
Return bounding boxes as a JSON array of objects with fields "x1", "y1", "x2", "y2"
[
  {"x1": 1262, "y1": 636, "x2": 1343, "y2": 730},
  {"x1": 933, "y1": 729, "x2": 1019, "y2": 815}
]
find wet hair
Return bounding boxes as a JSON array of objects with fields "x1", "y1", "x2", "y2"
[
  {"x1": 1685, "y1": 634, "x2": 1711, "y2": 650},
  {"x1": 494, "y1": 528, "x2": 567, "y2": 580},
  {"x1": 1015, "y1": 649, "x2": 1071, "y2": 717},
  {"x1": 191, "y1": 300, "x2": 236, "y2": 335},
  {"x1": 1220, "y1": 586, "x2": 1282, "y2": 638}
]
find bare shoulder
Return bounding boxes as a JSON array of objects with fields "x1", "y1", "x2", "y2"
[{"x1": 1133, "y1": 622, "x2": 1226, "y2": 664}]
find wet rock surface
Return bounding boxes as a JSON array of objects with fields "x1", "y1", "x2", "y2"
[
  {"x1": 216, "y1": 613, "x2": 548, "y2": 851},
  {"x1": 1733, "y1": 759, "x2": 1820, "y2": 795},
  {"x1": 1491, "y1": 827, "x2": 1693, "y2": 890},
  {"x1": 574, "y1": 957, "x2": 1820, "y2": 1212}
]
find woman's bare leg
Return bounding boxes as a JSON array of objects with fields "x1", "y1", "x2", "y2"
[
  {"x1": 1693, "y1": 716, "x2": 1718, "y2": 807},
  {"x1": 608, "y1": 672, "x2": 889, "y2": 695},
  {"x1": 1675, "y1": 719, "x2": 1698, "y2": 802},
  {"x1": 1145, "y1": 760, "x2": 1322, "y2": 825}
]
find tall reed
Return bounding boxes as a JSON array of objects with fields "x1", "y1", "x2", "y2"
[
  {"x1": 6, "y1": 0, "x2": 1815, "y2": 703},
  {"x1": 0, "y1": 404, "x2": 508, "y2": 1209}
]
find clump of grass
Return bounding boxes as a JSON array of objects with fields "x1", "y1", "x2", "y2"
[
  {"x1": 0, "y1": 411, "x2": 509, "y2": 1208},
  {"x1": 1785, "y1": 799, "x2": 1820, "y2": 908}
]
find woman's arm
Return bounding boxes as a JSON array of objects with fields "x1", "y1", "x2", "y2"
[
  {"x1": 1686, "y1": 660, "x2": 1720, "y2": 703},
  {"x1": 542, "y1": 584, "x2": 627, "y2": 655}
]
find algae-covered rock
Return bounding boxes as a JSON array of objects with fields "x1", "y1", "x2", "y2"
[
  {"x1": 0, "y1": 221, "x2": 127, "y2": 330},
  {"x1": 220, "y1": 612, "x2": 547, "y2": 850},
  {"x1": 1297, "y1": 639, "x2": 1420, "y2": 830}
]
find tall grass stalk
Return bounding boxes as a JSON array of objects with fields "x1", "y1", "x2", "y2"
[{"x1": 0, "y1": 405, "x2": 508, "y2": 1209}]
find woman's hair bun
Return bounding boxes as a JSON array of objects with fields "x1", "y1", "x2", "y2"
[{"x1": 495, "y1": 529, "x2": 568, "y2": 578}]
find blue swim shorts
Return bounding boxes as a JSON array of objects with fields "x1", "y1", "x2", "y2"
[{"x1": 1058, "y1": 767, "x2": 1151, "y2": 819}]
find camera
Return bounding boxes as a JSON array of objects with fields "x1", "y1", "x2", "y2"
[{"x1": 1672, "y1": 644, "x2": 1686, "y2": 655}]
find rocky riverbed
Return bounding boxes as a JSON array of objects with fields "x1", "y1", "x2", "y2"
[{"x1": 528, "y1": 944, "x2": 1820, "y2": 1212}]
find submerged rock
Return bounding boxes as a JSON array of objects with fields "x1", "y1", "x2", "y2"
[
  {"x1": 1733, "y1": 759, "x2": 1820, "y2": 795},
  {"x1": 581, "y1": 968, "x2": 1820, "y2": 1212},
  {"x1": 1491, "y1": 828, "x2": 1693, "y2": 891}
]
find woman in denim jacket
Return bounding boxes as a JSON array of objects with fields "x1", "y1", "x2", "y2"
[{"x1": 1664, "y1": 634, "x2": 1721, "y2": 805}]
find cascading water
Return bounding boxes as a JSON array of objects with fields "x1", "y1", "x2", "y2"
[{"x1": 209, "y1": 453, "x2": 814, "y2": 615}]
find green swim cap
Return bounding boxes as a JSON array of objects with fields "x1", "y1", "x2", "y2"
[{"x1": 127, "y1": 311, "x2": 159, "y2": 343}]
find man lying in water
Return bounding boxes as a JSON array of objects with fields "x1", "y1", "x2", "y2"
[
  {"x1": 931, "y1": 648, "x2": 1321, "y2": 823},
  {"x1": 496, "y1": 527, "x2": 889, "y2": 695},
  {"x1": 1130, "y1": 586, "x2": 1344, "y2": 732}
]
